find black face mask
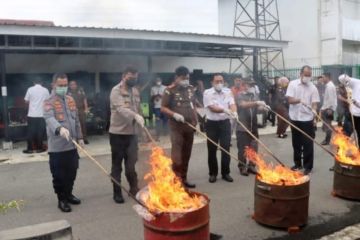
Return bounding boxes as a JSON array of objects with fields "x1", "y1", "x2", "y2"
[{"x1": 126, "y1": 78, "x2": 137, "y2": 87}]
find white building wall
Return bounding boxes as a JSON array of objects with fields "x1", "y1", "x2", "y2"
[{"x1": 218, "y1": 0, "x2": 360, "y2": 68}]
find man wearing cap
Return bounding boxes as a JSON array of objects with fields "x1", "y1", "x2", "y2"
[
  {"x1": 286, "y1": 65, "x2": 320, "y2": 175},
  {"x1": 203, "y1": 73, "x2": 238, "y2": 183},
  {"x1": 235, "y1": 77, "x2": 266, "y2": 176},
  {"x1": 44, "y1": 73, "x2": 84, "y2": 212},
  {"x1": 109, "y1": 66, "x2": 144, "y2": 204},
  {"x1": 161, "y1": 66, "x2": 197, "y2": 188}
]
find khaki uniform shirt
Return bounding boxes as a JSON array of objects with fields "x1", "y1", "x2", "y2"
[
  {"x1": 69, "y1": 89, "x2": 86, "y2": 111},
  {"x1": 109, "y1": 81, "x2": 141, "y2": 135},
  {"x1": 162, "y1": 84, "x2": 197, "y2": 126}
]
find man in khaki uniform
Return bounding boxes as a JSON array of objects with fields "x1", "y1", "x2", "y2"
[
  {"x1": 109, "y1": 66, "x2": 144, "y2": 204},
  {"x1": 161, "y1": 66, "x2": 197, "y2": 188}
]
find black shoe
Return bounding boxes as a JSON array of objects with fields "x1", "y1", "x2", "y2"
[
  {"x1": 239, "y1": 168, "x2": 249, "y2": 176},
  {"x1": 321, "y1": 140, "x2": 329, "y2": 145},
  {"x1": 33, "y1": 149, "x2": 46, "y2": 153},
  {"x1": 248, "y1": 165, "x2": 257, "y2": 175},
  {"x1": 291, "y1": 165, "x2": 303, "y2": 171},
  {"x1": 209, "y1": 175, "x2": 217, "y2": 183},
  {"x1": 58, "y1": 200, "x2": 72, "y2": 212},
  {"x1": 329, "y1": 166, "x2": 334, "y2": 171},
  {"x1": 22, "y1": 149, "x2": 34, "y2": 154},
  {"x1": 113, "y1": 193, "x2": 125, "y2": 204},
  {"x1": 222, "y1": 174, "x2": 233, "y2": 182},
  {"x1": 303, "y1": 169, "x2": 312, "y2": 175},
  {"x1": 67, "y1": 195, "x2": 81, "y2": 205},
  {"x1": 184, "y1": 181, "x2": 196, "y2": 188},
  {"x1": 84, "y1": 139, "x2": 89, "y2": 145}
]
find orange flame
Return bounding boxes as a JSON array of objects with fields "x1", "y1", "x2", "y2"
[
  {"x1": 139, "y1": 147, "x2": 205, "y2": 212},
  {"x1": 244, "y1": 147, "x2": 308, "y2": 186},
  {"x1": 332, "y1": 128, "x2": 360, "y2": 166}
]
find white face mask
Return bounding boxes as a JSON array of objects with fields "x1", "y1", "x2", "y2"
[
  {"x1": 156, "y1": 81, "x2": 161, "y2": 86},
  {"x1": 214, "y1": 83, "x2": 224, "y2": 92},
  {"x1": 302, "y1": 76, "x2": 312, "y2": 84},
  {"x1": 178, "y1": 80, "x2": 189, "y2": 88}
]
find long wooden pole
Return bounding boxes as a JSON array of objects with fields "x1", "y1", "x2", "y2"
[
  {"x1": 234, "y1": 118, "x2": 286, "y2": 167},
  {"x1": 71, "y1": 139, "x2": 157, "y2": 217},
  {"x1": 185, "y1": 122, "x2": 250, "y2": 169},
  {"x1": 266, "y1": 107, "x2": 336, "y2": 157}
]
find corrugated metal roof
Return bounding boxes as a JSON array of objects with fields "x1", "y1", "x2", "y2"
[
  {"x1": 0, "y1": 19, "x2": 287, "y2": 46},
  {"x1": 0, "y1": 19, "x2": 55, "y2": 27}
]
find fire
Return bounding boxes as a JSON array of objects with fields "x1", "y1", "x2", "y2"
[
  {"x1": 244, "y1": 147, "x2": 308, "y2": 186},
  {"x1": 332, "y1": 129, "x2": 360, "y2": 166},
  {"x1": 139, "y1": 147, "x2": 205, "y2": 213}
]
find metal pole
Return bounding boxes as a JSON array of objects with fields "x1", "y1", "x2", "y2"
[{"x1": 0, "y1": 52, "x2": 9, "y2": 143}]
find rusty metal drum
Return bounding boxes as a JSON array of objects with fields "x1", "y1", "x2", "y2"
[
  {"x1": 143, "y1": 192, "x2": 210, "y2": 240},
  {"x1": 253, "y1": 177, "x2": 310, "y2": 228},
  {"x1": 333, "y1": 160, "x2": 360, "y2": 200}
]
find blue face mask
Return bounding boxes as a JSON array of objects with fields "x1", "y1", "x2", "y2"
[{"x1": 56, "y1": 86, "x2": 68, "y2": 96}]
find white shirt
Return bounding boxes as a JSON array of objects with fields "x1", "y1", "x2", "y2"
[
  {"x1": 24, "y1": 84, "x2": 50, "y2": 117},
  {"x1": 321, "y1": 81, "x2": 337, "y2": 111},
  {"x1": 348, "y1": 78, "x2": 360, "y2": 116},
  {"x1": 150, "y1": 85, "x2": 166, "y2": 108},
  {"x1": 203, "y1": 87, "x2": 235, "y2": 121},
  {"x1": 285, "y1": 79, "x2": 320, "y2": 121}
]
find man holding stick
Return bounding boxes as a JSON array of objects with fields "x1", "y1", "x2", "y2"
[
  {"x1": 161, "y1": 66, "x2": 197, "y2": 188},
  {"x1": 320, "y1": 73, "x2": 337, "y2": 145},
  {"x1": 338, "y1": 74, "x2": 360, "y2": 147},
  {"x1": 286, "y1": 65, "x2": 320, "y2": 175},
  {"x1": 203, "y1": 73, "x2": 238, "y2": 183}
]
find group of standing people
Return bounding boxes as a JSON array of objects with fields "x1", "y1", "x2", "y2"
[
  {"x1": 39, "y1": 65, "x2": 360, "y2": 213},
  {"x1": 24, "y1": 78, "x2": 89, "y2": 154}
]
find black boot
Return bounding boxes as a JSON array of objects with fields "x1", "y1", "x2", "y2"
[
  {"x1": 113, "y1": 185, "x2": 124, "y2": 204},
  {"x1": 67, "y1": 194, "x2": 81, "y2": 205}
]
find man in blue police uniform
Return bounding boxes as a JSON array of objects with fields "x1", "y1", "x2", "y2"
[{"x1": 44, "y1": 73, "x2": 84, "y2": 212}]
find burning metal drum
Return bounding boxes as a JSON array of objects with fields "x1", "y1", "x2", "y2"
[
  {"x1": 333, "y1": 160, "x2": 360, "y2": 200},
  {"x1": 253, "y1": 177, "x2": 310, "y2": 229},
  {"x1": 143, "y1": 192, "x2": 210, "y2": 240}
]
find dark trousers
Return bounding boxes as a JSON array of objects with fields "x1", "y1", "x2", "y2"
[
  {"x1": 153, "y1": 108, "x2": 168, "y2": 136},
  {"x1": 343, "y1": 111, "x2": 353, "y2": 137},
  {"x1": 321, "y1": 110, "x2": 334, "y2": 143},
  {"x1": 236, "y1": 130, "x2": 258, "y2": 169},
  {"x1": 109, "y1": 133, "x2": 138, "y2": 192},
  {"x1": 290, "y1": 120, "x2": 315, "y2": 170},
  {"x1": 27, "y1": 117, "x2": 46, "y2": 150},
  {"x1": 169, "y1": 121, "x2": 194, "y2": 181},
  {"x1": 49, "y1": 149, "x2": 79, "y2": 200},
  {"x1": 206, "y1": 119, "x2": 231, "y2": 176},
  {"x1": 276, "y1": 106, "x2": 289, "y2": 135},
  {"x1": 353, "y1": 116, "x2": 360, "y2": 147},
  {"x1": 78, "y1": 110, "x2": 87, "y2": 140}
]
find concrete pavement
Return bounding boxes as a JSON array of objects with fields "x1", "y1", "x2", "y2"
[{"x1": 1, "y1": 127, "x2": 360, "y2": 239}]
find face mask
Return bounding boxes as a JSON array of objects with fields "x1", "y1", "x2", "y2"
[
  {"x1": 214, "y1": 83, "x2": 224, "y2": 92},
  {"x1": 56, "y1": 86, "x2": 68, "y2": 96},
  {"x1": 302, "y1": 77, "x2": 311, "y2": 84},
  {"x1": 126, "y1": 78, "x2": 137, "y2": 87},
  {"x1": 178, "y1": 80, "x2": 189, "y2": 88},
  {"x1": 156, "y1": 81, "x2": 161, "y2": 86},
  {"x1": 235, "y1": 82, "x2": 241, "y2": 88}
]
